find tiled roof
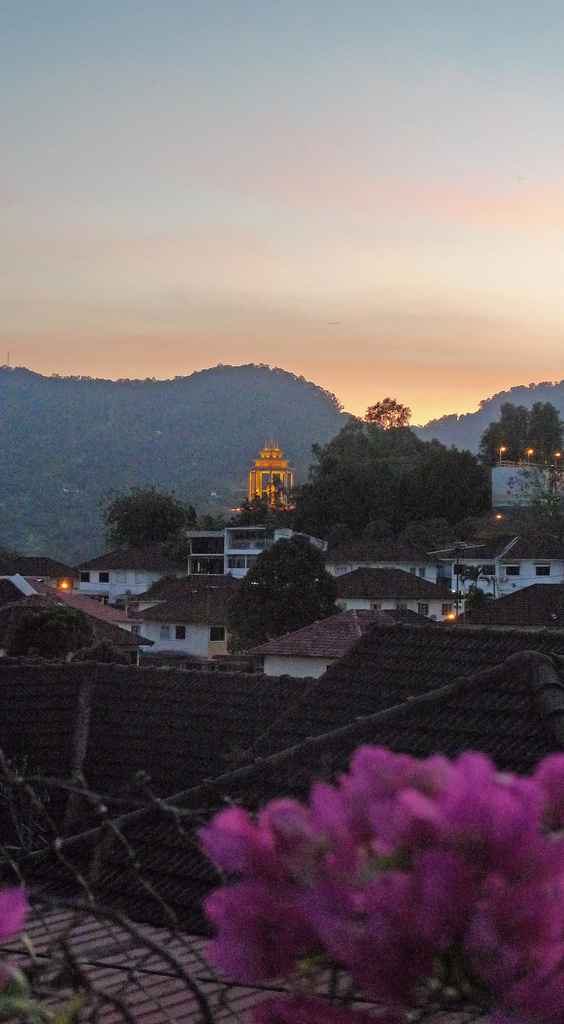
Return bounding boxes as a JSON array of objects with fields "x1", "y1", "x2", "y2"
[
  {"x1": 326, "y1": 539, "x2": 434, "y2": 562},
  {"x1": 130, "y1": 575, "x2": 240, "y2": 624},
  {"x1": 462, "y1": 583, "x2": 564, "y2": 627},
  {"x1": 0, "y1": 597, "x2": 151, "y2": 649},
  {"x1": 336, "y1": 566, "x2": 446, "y2": 600},
  {"x1": 5, "y1": 628, "x2": 564, "y2": 935},
  {"x1": 0, "y1": 556, "x2": 74, "y2": 578},
  {"x1": 76, "y1": 547, "x2": 186, "y2": 572},
  {"x1": 29, "y1": 580, "x2": 136, "y2": 623},
  {"x1": 499, "y1": 532, "x2": 564, "y2": 561},
  {"x1": 246, "y1": 609, "x2": 394, "y2": 658}
]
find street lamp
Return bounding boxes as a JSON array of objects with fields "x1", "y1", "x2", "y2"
[
  {"x1": 527, "y1": 448, "x2": 534, "y2": 463},
  {"x1": 499, "y1": 446, "x2": 506, "y2": 465}
]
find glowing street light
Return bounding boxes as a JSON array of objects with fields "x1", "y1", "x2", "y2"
[
  {"x1": 527, "y1": 448, "x2": 534, "y2": 462},
  {"x1": 499, "y1": 446, "x2": 506, "y2": 465}
]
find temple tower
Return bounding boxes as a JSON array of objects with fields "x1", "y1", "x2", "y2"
[{"x1": 249, "y1": 441, "x2": 294, "y2": 505}]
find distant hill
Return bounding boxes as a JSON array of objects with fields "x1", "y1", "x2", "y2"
[
  {"x1": 415, "y1": 379, "x2": 564, "y2": 451},
  {"x1": 0, "y1": 364, "x2": 346, "y2": 562}
]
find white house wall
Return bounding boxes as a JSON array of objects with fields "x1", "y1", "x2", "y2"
[
  {"x1": 77, "y1": 570, "x2": 167, "y2": 603},
  {"x1": 263, "y1": 655, "x2": 335, "y2": 678},
  {"x1": 326, "y1": 560, "x2": 441, "y2": 584},
  {"x1": 336, "y1": 597, "x2": 452, "y2": 620},
  {"x1": 138, "y1": 621, "x2": 210, "y2": 657}
]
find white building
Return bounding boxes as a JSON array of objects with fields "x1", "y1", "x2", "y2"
[
  {"x1": 187, "y1": 526, "x2": 327, "y2": 579},
  {"x1": 247, "y1": 609, "x2": 391, "y2": 678},
  {"x1": 74, "y1": 547, "x2": 186, "y2": 604},
  {"x1": 335, "y1": 567, "x2": 456, "y2": 621},
  {"x1": 129, "y1": 574, "x2": 239, "y2": 659}
]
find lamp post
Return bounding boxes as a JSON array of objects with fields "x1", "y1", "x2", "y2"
[
  {"x1": 499, "y1": 446, "x2": 506, "y2": 465},
  {"x1": 527, "y1": 448, "x2": 534, "y2": 463}
]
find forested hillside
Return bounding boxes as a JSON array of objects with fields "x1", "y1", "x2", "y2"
[
  {"x1": 416, "y1": 380, "x2": 564, "y2": 451},
  {"x1": 0, "y1": 364, "x2": 346, "y2": 562}
]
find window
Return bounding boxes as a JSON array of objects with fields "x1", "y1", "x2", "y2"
[
  {"x1": 210, "y1": 626, "x2": 226, "y2": 642},
  {"x1": 442, "y1": 603, "x2": 453, "y2": 616},
  {"x1": 130, "y1": 624, "x2": 140, "y2": 635},
  {"x1": 245, "y1": 555, "x2": 258, "y2": 568},
  {"x1": 160, "y1": 625, "x2": 171, "y2": 640},
  {"x1": 175, "y1": 625, "x2": 186, "y2": 640},
  {"x1": 80, "y1": 571, "x2": 90, "y2": 583},
  {"x1": 371, "y1": 602, "x2": 381, "y2": 610},
  {"x1": 135, "y1": 571, "x2": 146, "y2": 583},
  {"x1": 482, "y1": 565, "x2": 495, "y2": 576},
  {"x1": 98, "y1": 572, "x2": 109, "y2": 584},
  {"x1": 417, "y1": 603, "x2": 429, "y2": 616},
  {"x1": 228, "y1": 555, "x2": 245, "y2": 569},
  {"x1": 535, "y1": 565, "x2": 551, "y2": 576},
  {"x1": 418, "y1": 567, "x2": 426, "y2": 578},
  {"x1": 115, "y1": 571, "x2": 127, "y2": 583},
  {"x1": 395, "y1": 602, "x2": 407, "y2": 611},
  {"x1": 453, "y1": 564, "x2": 465, "y2": 575},
  {"x1": 409, "y1": 566, "x2": 417, "y2": 574},
  {"x1": 505, "y1": 565, "x2": 521, "y2": 576}
]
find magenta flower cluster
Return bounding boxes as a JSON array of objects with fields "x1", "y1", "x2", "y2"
[{"x1": 200, "y1": 747, "x2": 564, "y2": 1024}]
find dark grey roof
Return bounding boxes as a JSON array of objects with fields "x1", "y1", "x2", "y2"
[
  {"x1": 336, "y1": 566, "x2": 445, "y2": 600},
  {"x1": 76, "y1": 547, "x2": 186, "y2": 572},
  {"x1": 0, "y1": 557, "x2": 74, "y2": 578},
  {"x1": 6, "y1": 625, "x2": 564, "y2": 935}
]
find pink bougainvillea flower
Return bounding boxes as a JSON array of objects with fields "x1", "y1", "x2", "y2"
[
  {"x1": 0, "y1": 889, "x2": 27, "y2": 939},
  {"x1": 203, "y1": 881, "x2": 317, "y2": 982},
  {"x1": 253, "y1": 995, "x2": 401, "y2": 1024},
  {"x1": 535, "y1": 754, "x2": 564, "y2": 830},
  {"x1": 199, "y1": 806, "x2": 280, "y2": 879}
]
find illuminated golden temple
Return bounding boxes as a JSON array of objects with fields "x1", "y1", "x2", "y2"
[{"x1": 248, "y1": 441, "x2": 294, "y2": 504}]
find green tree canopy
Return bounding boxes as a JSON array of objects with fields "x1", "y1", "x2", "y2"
[
  {"x1": 293, "y1": 420, "x2": 489, "y2": 540},
  {"x1": 69, "y1": 639, "x2": 130, "y2": 664},
  {"x1": 102, "y1": 486, "x2": 197, "y2": 548},
  {"x1": 6, "y1": 606, "x2": 94, "y2": 659},
  {"x1": 479, "y1": 401, "x2": 563, "y2": 465},
  {"x1": 226, "y1": 535, "x2": 338, "y2": 651},
  {"x1": 365, "y1": 397, "x2": 411, "y2": 429}
]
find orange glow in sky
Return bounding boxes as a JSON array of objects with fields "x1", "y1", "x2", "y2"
[{"x1": 2, "y1": 2, "x2": 564, "y2": 424}]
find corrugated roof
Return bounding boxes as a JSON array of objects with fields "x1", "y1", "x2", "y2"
[
  {"x1": 336, "y1": 566, "x2": 446, "y2": 600},
  {"x1": 247, "y1": 608, "x2": 394, "y2": 657}
]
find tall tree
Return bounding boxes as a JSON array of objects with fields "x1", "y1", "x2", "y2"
[
  {"x1": 479, "y1": 401, "x2": 562, "y2": 465},
  {"x1": 226, "y1": 536, "x2": 337, "y2": 651},
  {"x1": 293, "y1": 420, "x2": 488, "y2": 540},
  {"x1": 528, "y1": 402, "x2": 564, "y2": 463},
  {"x1": 102, "y1": 486, "x2": 196, "y2": 548},
  {"x1": 365, "y1": 397, "x2": 411, "y2": 429}
]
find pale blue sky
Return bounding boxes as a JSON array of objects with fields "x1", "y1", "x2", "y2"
[{"x1": 2, "y1": 1, "x2": 564, "y2": 421}]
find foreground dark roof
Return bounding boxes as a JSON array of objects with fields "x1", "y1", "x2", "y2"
[
  {"x1": 336, "y1": 566, "x2": 446, "y2": 600},
  {"x1": 76, "y1": 547, "x2": 186, "y2": 572},
  {"x1": 6, "y1": 631, "x2": 564, "y2": 934},
  {"x1": 247, "y1": 609, "x2": 393, "y2": 657}
]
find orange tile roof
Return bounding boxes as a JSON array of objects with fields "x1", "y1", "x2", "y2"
[{"x1": 247, "y1": 608, "x2": 393, "y2": 658}]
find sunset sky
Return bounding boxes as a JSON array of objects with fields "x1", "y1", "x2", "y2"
[{"x1": 2, "y1": 1, "x2": 564, "y2": 423}]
